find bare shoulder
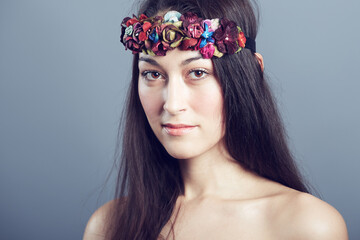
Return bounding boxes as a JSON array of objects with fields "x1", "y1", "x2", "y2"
[
  {"x1": 278, "y1": 191, "x2": 348, "y2": 240},
  {"x1": 83, "y1": 199, "x2": 119, "y2": 240}
]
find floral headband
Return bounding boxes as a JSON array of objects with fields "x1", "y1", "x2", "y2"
[{"x1": 120, "y1": 11, "x2": 256, "y2": 59}]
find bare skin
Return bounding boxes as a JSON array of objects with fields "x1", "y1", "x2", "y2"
[
  {"x1": 156, "y1": 142, "x2": 348, "y2": 240},
  {"x1": 159, "y1": 174, "x2": 347, "y2": 240},
  {"x1": 83, "y1": 141, "x2": 348, "y2": 240},
  {"x1": 84, "y1": 160, "x2": 348, "y2": 240},
  {"x1": 83, "y1": 49, "x2": 348, "y2": 239}
]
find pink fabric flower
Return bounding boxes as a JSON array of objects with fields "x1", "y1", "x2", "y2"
[
  {"x1": 203, "y1": 19, "x2": 220, "y2": 32},
  {"x1": 200, "y1": 43, "x2": 215, "y2": 59}
]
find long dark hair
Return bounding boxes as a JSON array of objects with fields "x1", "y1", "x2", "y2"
[{"x1": 108, "y1": 0, "x2": 309, "y2": 239}]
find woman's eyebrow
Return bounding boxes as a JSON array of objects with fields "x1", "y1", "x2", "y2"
[
  {"x1": 181, "y1": 56, "x2": 203, "y2": 65},
  {"x1": 139, "y1": 57, "x2": 160, "y2": 66},
  {"x1": 139, "y1": 55, "x2": 203, "y2": 67}
]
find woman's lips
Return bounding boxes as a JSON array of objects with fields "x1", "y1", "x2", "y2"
[{"x1": 162, "y1": 124, "x2": 197, "y2": 136}]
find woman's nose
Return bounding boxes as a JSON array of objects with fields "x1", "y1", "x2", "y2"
[{"x1": 163, "y1": 77, "x2": 187, "y2": 114}]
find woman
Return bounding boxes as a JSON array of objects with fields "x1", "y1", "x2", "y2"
[{"x1": 83, "y1": 0, "x2": 348, "y2": 239}]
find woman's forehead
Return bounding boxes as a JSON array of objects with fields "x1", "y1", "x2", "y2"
[
  {"x1": 139, "y1": 48, "x2": 202, "y2": 59},
  {"x1": 138, "y1": 48, "x2": 211, "y2": 67}
]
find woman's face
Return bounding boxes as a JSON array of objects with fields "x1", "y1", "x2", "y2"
[{"x1": 138, "y1": 48, "x2": 225, "y2": 159}]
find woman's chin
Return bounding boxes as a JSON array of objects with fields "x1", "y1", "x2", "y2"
[
  {"x1": 160, "y1": 137, "x2": 225, "y2": 160},
  {"x1": 166, "y1": 150, "x2": 196, "y2": 160},
  {"x1": 163, "y1": 145, "x2": 199, "y2": 160}
]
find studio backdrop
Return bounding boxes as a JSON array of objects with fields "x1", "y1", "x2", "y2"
[{"x1": 0, "y1": 0, "x2": 359, "y2": 239}]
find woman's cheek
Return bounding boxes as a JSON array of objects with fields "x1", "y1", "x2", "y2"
[
  {"x1": 139, "y1": 87, "x2": 163, "y2": 121},
  {"x1": 192, "y1": 84, "x2": 223, "y2": 118}
]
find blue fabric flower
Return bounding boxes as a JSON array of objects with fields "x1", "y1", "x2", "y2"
[
  {"x1": 149, "y1": 28, "x2": 159, "y2": 43},
  {"x1": 200, "y1": 22, "x2": 215, "y2": 48}
]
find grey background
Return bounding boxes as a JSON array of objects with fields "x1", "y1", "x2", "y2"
[{"x1": 0, "y1": 0, "x2": 359, "y2": 239}]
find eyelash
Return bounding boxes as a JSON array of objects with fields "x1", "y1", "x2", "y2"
[
  {"x1": 188, "y1": 68, "x2": 209, "y2": 80},
  {"x1": 141, "y1": 70, "x2": 164, "y2": 81},
  {"x1": 141, "y1": 69, "x2": 209, "y2": 82}
]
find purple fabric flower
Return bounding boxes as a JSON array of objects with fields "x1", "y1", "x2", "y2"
[
  {"x1": 181, "y1": 12, "x2": 204, "y2": 38},
  {"x1": 132, "y1": 22, "x2": 144, "y2": 44},
  {"x1": 213, "y1": 18, "x2": 239, "y2": 54},
  {"x1": 124, "y1": 36, "x2": 143, "y2": 52}
]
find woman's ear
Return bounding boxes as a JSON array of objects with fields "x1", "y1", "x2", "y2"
[{"x1": 254, "y1": 53, "x2": 264, "y2": 72}]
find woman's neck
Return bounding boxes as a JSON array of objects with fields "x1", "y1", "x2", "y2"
[{"x1": 178, "y1": 141, "x2": 265, "y2": 201}]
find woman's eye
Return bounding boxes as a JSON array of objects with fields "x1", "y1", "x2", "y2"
[
  {"x1": 142, "y1": 71, "x2": 163, "y2": 81},
  {"x1": 189, "y1": 69, "x2": 208, "y2": 79}
]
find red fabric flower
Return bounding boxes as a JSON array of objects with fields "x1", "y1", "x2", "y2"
[
  {"x1": 142, "y1": 22, "x2": 152, "y2": 32},
  {"x1": 180, "y1": 38, "x2": 200, "y2": 50},
  {"x1": 151, "y1": 41, "x2": 167, "y2": 56},
  {"x1": 139, "y1": 14, "x2": 148, "y2": 21},
  {"x1": 139, "y1": 32, "x2": 147, "y2": 41},
  {"x1": 126, "y1": 14, "x2": 148, "y2": 27},
  {"x1": 137, "y1": 21, "x2": 152, "y2": 42},
  {"x1": 126, "y1": 17, "x2": 138, "y2": 27}
]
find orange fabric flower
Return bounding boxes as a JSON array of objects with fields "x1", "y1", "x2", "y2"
[{"x1": 237, "y1": 31, "x2": 246, "y2": 48}]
